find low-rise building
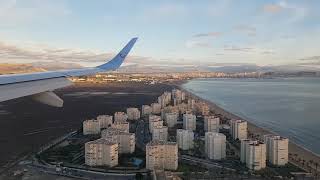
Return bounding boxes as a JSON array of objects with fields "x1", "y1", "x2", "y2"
[
  {"x1": 142, "y1": 105, "x2": 152, "y2": 116},
  {"x1": 85, "y1": 138, "x2": 118, "y2": 167},
  {"x1": 205, "y1": 132, "x2": 226, "y2": 160},
  {"x1": 83, "y1": 119, "x2": 100, "y2": 135},
  {"x1": 204, "y1": 116, "x2": 220, "y2": 132},
  {"x1": 111, "y1": 122, "x2": 129, "y2": 133},
  {"x1": 152, "y1": 126, "x2": 168, "y2": 141},
  {"x1": 126, "y1": 107, "x2": 140, "y2": 120},
  {"x1": 230, "y1": 119, "x2": 247, "y2": 140},
  {"x1": 101, "y1": 128, "x2": 135, "y2": 154},
  {"x1": 164, "y1": 112, "x2": 179, "y2": 128},
  {"x1": 176, "y1": 129, "x2": 194, "y2": 150},
  {"x1": 183, "y1": 113, "x2": 196, "y2": 131},
  {"x1": 146, "y1": 141, "x2": 178, "y2": 170},
  {"x1": 264, "y1": 135, "x2": 289, "y2": 166},
  {"x1": 97, "y1": 115, "x2": 113, "y2": 129},
  {"x1": 114, "y1": 112, "x2": 128, "y2": 123}
]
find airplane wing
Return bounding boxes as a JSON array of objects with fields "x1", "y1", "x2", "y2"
[{"x1": 0, "y1": 37, "x2": 138, "y2": 107}]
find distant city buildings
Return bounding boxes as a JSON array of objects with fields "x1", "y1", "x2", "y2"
[
  {"x1": 204, "y1": 116, "x2": 220, "y2": 132},
  {"x1": 101, "y1": 128, "x2": 135, "y2": 154},
  {"x1": 183, "y1": 113, "x2": 196, "y2": 131},
  {"x1": 264, "y1": 135, "x2": 289, "y2": 166},
  {"x1": 152, "y1": 126, "x2": 168, "y2": 141},
  {"x1": 176, "y1": 129, "x2": 194, "y2": 150},
  {"x1": 205, "y1": 132, "x2": 226, "y2": 160},
  {"x1": 151, "y1": 103, "x2": 162, "y2": 114},
  {"x1": 126, "y1": 107, "x2": 140, "y2": 120},
  {"x1": 97, "y1": 115, "x2": 113, "y2": 129},
  {"x1": 83, "y1": 119, "x2": 100, "y2": 135},
  {"x1": 164, "y1": 112, "x2": 179, "y2": 128},
  {"x1": 230, "y1": 119, "x2": 247, "y2": 140},
  {"x1": 114, "y1": 112, "x2": 128, "y2": 123},
  {"x1": 85, "y1": 138, "x2": 118, "y2": 167},
  {"x1": 146, "y1": 141, "x2": 178, "y2": 170},
  {"x1": 142, "y1": 105, "x2": 152, "y2": 116},
  {"x1": 158, "y1": 92, "x2": 171, "y2": 108},
  {"x1": 241, "y1": 140, "x2": 266, "y2": 170}
]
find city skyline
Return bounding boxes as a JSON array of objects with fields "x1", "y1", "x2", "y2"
[{"x1": 0, "y1": 0, "x2": 320, "y2": 68}]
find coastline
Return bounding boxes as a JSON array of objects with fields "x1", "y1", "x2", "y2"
[{"x1": 177, "y1": 80, "x2": 320, "y2": 172}]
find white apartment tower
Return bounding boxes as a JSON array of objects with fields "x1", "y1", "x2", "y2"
[
  {"x1": 101, "y1": 129, "x2": 135, "y2": 154},
  {"x1": 183, "y1": 113, "x2": 196, "y2": 131},
  {"x1": 85, "y1": 139, "x2": 118, "y2": 167},
  {"x1": 204, "y1": 116, "x2": 220, "y2": 132},
  {"x1": 152, "y1": 126, "x2": 168, "y2": 141},
  {"x1": 205, "y1": 132, "x2": 226, "y2": 160},
  {"x1": 114, "y1": 112, "x2": 128, "y2": 123},
  {"x1": 146, "y1": 141, "x2": 178, "y2": 170},
  {"x1": 164, "y1": 112, "x2": 179, "y2": 128},
  {"x1": 176, "y1": 129, "x2": 194, "y2": 150},
  {"x1": 241, "y1": 140, "x2": 266, "y2": 170},
  {"x1": 151, "y1": 103, "x2": 162, "y2": 114},
  {"x1": 83, "y1": 119, "x2": 101, "y2": 135},
  {"x1": 111, "y1": 122, "x2": 129, "y2": 133},
  {"x1": 96, "y1": 115, "x2": 113, "y2": 129},
  {"x1": 126, "y1": 108, "x2": 140, "y2": 120},
  {"x1": 142, "y1": 105, "x2": 152, "y2": 116},
  {"x1": 264, "y1": 135, "x2": 289, "y2": 166},
  {"x1": 230, "y1": 119, "x2": 247, "y2": 140}
]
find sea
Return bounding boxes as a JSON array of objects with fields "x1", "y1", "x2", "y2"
[{"x1": 182, "y1": 77, "x2": 320, "y2": 155}]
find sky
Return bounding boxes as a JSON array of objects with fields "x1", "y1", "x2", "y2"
[{"x1": 0, "y1": 0, "x2": 320, "y2": 67}]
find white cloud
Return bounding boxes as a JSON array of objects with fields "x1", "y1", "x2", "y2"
[{"x1": 0, "y1": 0, "x2": 71, "y2": 27}]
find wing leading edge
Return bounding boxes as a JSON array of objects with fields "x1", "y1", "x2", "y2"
[{"x1": 0, "y1": 37, "x2": 138, "y2": 107}]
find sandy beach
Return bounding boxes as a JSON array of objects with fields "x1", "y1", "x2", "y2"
[{"x1": 178, "y1": 83, "x2": 320, "y2": 173}]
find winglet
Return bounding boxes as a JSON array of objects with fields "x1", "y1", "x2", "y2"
[{"x1": 97, "y1": 37, "x2": 138, "y2": 71}]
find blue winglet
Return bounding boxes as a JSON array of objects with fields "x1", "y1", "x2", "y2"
[{"x1": 97, "y1": 37, "x2": 138, "y2": 71}]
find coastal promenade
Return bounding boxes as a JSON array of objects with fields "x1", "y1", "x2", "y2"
[{"x1": 177, "y1": 82, "x2": 320, "y2": 175}]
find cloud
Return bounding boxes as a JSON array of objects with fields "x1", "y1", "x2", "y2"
[
  {"x1": 0, "y1": 0, "x2": 71, "y2": 27},
  {"x1": 263, "y1": 4, "x2": 283, "y2": 13},
  {"x1": 192, "y1": 32, "x2": 222, "y2": 38},
  {"x1": 262, "y1": 1, "x2": 308, "y2": 23},
  {"x1": 299, "y1": 56, "x2": 320, "y2": 61},
  {"x1": 185, "y1": 40, "x2": 211, "y2": 48},
  {"x1": 0, "y1": 39, "x2": 154, "y2": 66},
  {"x1": 223, "y1": 45, "x2": 254, "y2": 52},
  {"x1": 234, "y1": 25, "x2": 257, "y2": 37}
]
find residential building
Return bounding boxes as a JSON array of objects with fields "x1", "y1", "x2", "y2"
[
  {"x1": 142, "y1": 105, "x2": 152, "y2": 116},
  {"x1": 83, "y1": 119, "x2": 100, "y2": 135},
  {"x1": 242, "y1": 141, "x2": 266, "y2": 170},
  {"x1": 97, "y1": 115, "x2": 113, "y2": 129},
  {"x1": 205, "y1": 132, "x2": 226, "y2": 160},
  {"x1": 111, "y1": 122, "x2": 129, "y2": 133},
  {"x1": 152, "y1": 126, "x2": 168, "y2": 141},
  {"x1": 204, "y1": 116, "x2": 220, "y2": 132},
  {"x1": 151, "y1": 103, "x2": 161, "y2": 114},
  {"x1": 164, "y1": 112, "x2": 179, "y2": 128},
  {"x1": 101, "y1": 128, "x2": 135, "y2": 154},
  {"x1": 176, "y1": 129, "x2": 194, "y2": 150},
  {"x1": 230, "y1": 119, "x2": 247, "y2": 140},
  {"x1": 126, "y1": 107, "x2": 140, "y2": 120},
  {"x1": 85, "y1": 138, "x2": 118, "y2": 167},
  {"x1": 264, "y1": 135, "x2": 289, "y2": 166},
  {"x1": 146, "y1": 141, "x2": 178, "y2": 170},
  {"x1": 183, "y1": 113, "x2": 196, "y2": 131},
  {"x1": 114, "y1": 112, "x2": 128, "y2": 123}
]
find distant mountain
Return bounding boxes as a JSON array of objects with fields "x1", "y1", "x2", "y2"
[{"x1": 0, "y1": 62, "x2": 83, "y2": 75}]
